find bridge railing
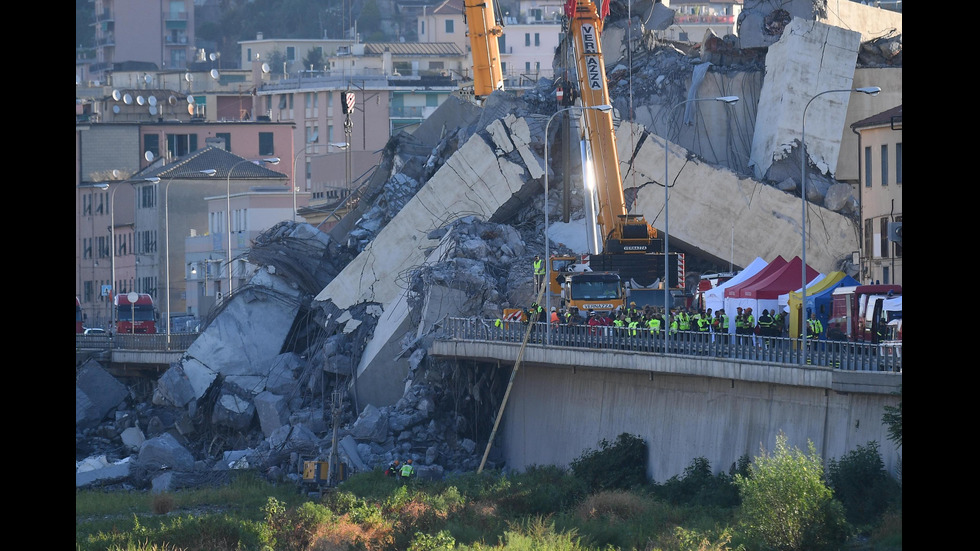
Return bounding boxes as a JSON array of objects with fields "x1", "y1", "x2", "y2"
[
  {"x1": 440, "y1": 317, "x2": 902, "y2": 373},
  {"x1": 75, "y1": 332, "x2": 199, "y2": 352}
]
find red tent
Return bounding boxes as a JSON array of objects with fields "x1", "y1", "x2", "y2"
[
  {"x1": 724, "y1": 256, "x2": 786, "y2": 298},
  {"x1": 738, "y1": 256, "x2": 818, "y2": 298}
]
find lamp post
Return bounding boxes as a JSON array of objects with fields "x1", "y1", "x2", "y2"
[
  {"x1": 292, "y1": 142, "x2": 348, "y2": 222},
  {"x1": 79, "y1": 177, "x2": 161, "y2": 334},
  {"x1": 226, "y1": 157, "x2": 280, "y2": 296},
  {"x1": 663, "y1": 96, "x2": 738, "y2": 352},
  {"x1": 165, "y1": 169, "x2": 216, "y2": 342},
  {"x1": 543, "y1": 103, "x2": 612, "y2": 345},
  {"x1": 800, "y1": 86, "x2": 879, "y2": 363}
]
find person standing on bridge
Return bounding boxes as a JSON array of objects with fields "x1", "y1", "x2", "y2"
[{"x1": 533, "y1": 255, "x2": 545, "y2": 290}]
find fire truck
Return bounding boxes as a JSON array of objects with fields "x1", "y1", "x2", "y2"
[
  {"x1": 828, "y1": 285, "x2": 901, "y2": 344},
  {"x1": 115, "y1": 292, "x2": 157, "y2": 334}
]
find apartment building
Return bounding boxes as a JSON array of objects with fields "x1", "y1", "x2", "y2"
[
  {"x1": 91, "y1": 0, "x2": 197, "y2": 80},
  {"x1": 851, "y1": 105, "x2": 902, "y2": 286}
]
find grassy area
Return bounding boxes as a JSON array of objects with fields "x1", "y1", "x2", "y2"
[{"x1": 76, "y1": 464, "x2": 901, "y2": 551}]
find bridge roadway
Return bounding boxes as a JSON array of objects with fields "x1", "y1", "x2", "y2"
[
  {"x1": 428, "y1": 318, "x2": 903, "y2": 480},
  {"x1": 75, "y1": 333, "x2": 197, "y2": 373}
]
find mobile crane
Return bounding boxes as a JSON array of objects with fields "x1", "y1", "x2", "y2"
[
  {"x1": 461, "y1": 0, "x2": 506, "y2": 104},
  {"x1": 552, "y1": 0, "x2": 685, "y2": 313}
]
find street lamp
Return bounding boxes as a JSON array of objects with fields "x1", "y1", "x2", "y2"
[
  {"x1": 543, "y1": 103, "x2": 613, "y2": 345},
  {"x1": 800, "y1": 86, "x2": 879, "y2": 363},
  {"x1": 79, "y1": 177, "x2": 160, "y2": 334},
  {"x1": 292, "y1": 142, "x2": 348, "y2": 222},
  {"x1": 226, "y1": 157, "x2": 280, "y2": 295},
  {"x1": 165, "y1": 169, "x2": 216, "y2": 342},
  {"x1": 663, "y1": 96, "x2": 738, "y2": 352}
]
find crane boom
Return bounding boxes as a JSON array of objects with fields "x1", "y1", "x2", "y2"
[
  {"x1": 464, "y1": 0, "x2": 505, "y2": 102},
  {"x1": 565, "y1": 0, "x2": 656, "y2": 254}
]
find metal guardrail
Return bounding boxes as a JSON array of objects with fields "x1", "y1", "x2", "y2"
[
  {"x1": 75, "y1": 332, "x2": 199, "y2": 353},
  {"x1": 441, "y1": 317, "x2": 902, "y2": 373}
]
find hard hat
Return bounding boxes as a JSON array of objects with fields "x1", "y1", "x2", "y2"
[
  {"x1": 407, "y1": 459, "x2": 413, "y2": 464},
  {"x1": 394, "y1": 460, "x2": 399, "y2": 464},
  {"x1": 551, "y1": 307, "x2": 556, "y2": 311},
  {"x1": 630, "y1": 302, "x2": 636, "y2": 306}
]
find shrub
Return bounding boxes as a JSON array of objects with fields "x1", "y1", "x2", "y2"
[
  {"x1": 569, "y1": 433, "x2": 648, "y2": 492},
  {"x1": 734, "y1": 433, "x2": 850, "y2": 551},
  {"x1": 826, "y1": 441, "x2": 901, "y2": 527},
  {"x1": 150, "y1": 493, "x2": 176, "y2": 515},
  {"x1": 655, "y1": 456, "x2": 744, "y2": 508}
]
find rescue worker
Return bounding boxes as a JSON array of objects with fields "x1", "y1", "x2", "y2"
[
  {"x1": 647, "y1": 313, "x2": 662, "y2": 338},
  {"x1": 550, "y1": 306, "x2": 560, "y2": 326},
  {"x1": 745, "y1": 307, "x2": 756, "y2": 346},
  {"x1": 806, "y1": 312, "x2": 824, "y2": 364},
  {"x1": 399, "y1": 458, "x2": 415, "y2": 481},
  {"x1": 533, "y1": 255, "x2": 545, "y2": 290},
  {"x1": 677, "y1": 308, "x2": 691, "y2": 341},
  {"x1": 627, "y1": 301, "x2": 639, "y2": 319},
  {"x1": 385, "y1": 459, "x2": 400, "y2": 477},
  {"x1": 719, "y1": 309, "x2": 730, "y2": 346},
  {"x1": 758, "y1": 309, "x2": 774, "y2": 347}
]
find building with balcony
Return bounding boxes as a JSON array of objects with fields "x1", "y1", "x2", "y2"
[{"x1": 91, "y1": 0, "x2": 196, "y2": 81}]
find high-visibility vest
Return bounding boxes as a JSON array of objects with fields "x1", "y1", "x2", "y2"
[
  {"x1": 628, "y1": 320, "x2": 639, "y2": 336},
  {"x1": 721, "y1": 314, "x2": 729, "y2": 329},
  {"x1": 400, "y1": 463, "x2": 414, "y2": 478},
  {"x1": 494, "y1": 318, "x2": 502, "y2": 328},
  {"x1": 697, "y1": 317, "x2": 709, "y2": 331},
  {"x1": 648, "y1": 318, "x2": 661, "y2": 335},
  {"x1": 678, "y1": 313, "x2": 690, "y2": 330},
  {"x1": 533, "y1": 259, "x2": 544, "y2": 275}
]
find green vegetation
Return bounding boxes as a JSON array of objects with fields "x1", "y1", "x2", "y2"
[{"x1": 76, "y1": 434, "x2": 901, "y2": 551}]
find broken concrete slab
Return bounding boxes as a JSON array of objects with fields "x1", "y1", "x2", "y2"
[
  {"x1": 137, "y1": 432, "x2": 196, "y2": 471},
  {"x1": 749, "y1": 18, "x2": 862, "y2": 181},
  {"x1": 254, "y1": 391, "x2": 290, "y2": 438},
  {"x1": 76, "y1": 360, "x2": 129, "y2": 429}
]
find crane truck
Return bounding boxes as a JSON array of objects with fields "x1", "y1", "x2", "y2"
[
  {"x1": 552, "y1": 0, "x2": 684, "y2": 315},
  {"x1": 461, "y1": 0, "x2": 506, "y2": 104}
]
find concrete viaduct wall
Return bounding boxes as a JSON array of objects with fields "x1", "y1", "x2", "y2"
[{"x1": 430, "y1": 340, "x2": 901, "y2": 481}]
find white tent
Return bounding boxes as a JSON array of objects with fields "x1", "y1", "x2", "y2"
[{"x1": 703, "y1": 257, "x2": 768, "y2": 312}]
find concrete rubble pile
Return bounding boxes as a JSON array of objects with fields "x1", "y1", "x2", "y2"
[{"x1": 77, "y1": 0, "x2": 900, "y2": 490}]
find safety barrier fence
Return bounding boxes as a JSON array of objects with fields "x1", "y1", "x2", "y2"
[
  {"x1": 75, "y1": 332, "x2": 200, "y2": 352},
  {"x1": 441, "y1": 317, "x2": 902, "y2": 373}
]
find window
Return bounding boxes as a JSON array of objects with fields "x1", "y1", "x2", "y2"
[
  {"x1": 864, "y1": 219, "x2": 873, "y2": 258},
  {"x1": 144, "y1": 134, "x2": 160, "y2": 160},
  {"x1": 525, "y1": 62, "x2": 531, "y2": 72},
  {"x1": 525, "y1": 33, "x2": 531, "y2": 47},
  {"x1": 286, "y1": 47, "x2": 295, "y2": 61},
  {"x1": 420, "y1": 21, "x2": 425, "y2": 35},
  {"x1": 167, "y1": 133, "x2": 198, "y2": 158},
  {"x1": 426, "y1": 94, "x2": 438, "y2": 107},
  {"x1": 499, "y1": 35, "x2": 506, "y2": 54},
  {"x1": 140, "y1": 184, "x2": 157, "y2": 209},
  {"x1": 530, "y1": 8, "x2": 542, "y2": 21},
  {"x1": 445, "y1": 20, "x2": 454, "y2": 33},
  {"x1": 83, "y1": 194, "x2": 92, "y2": 216},
  {"x1": 895, "y1": 142, "x2": 902, "y2": 184},
  {"x1": 881, "y1": 266, "x2": 889, "y2": 285},
  {"x1": 279, "y1": 95, "x2": 288, "y2": 109},
  {"x1": 893, "y1": 215, "x2": 902, "y2": 257},
  {"x1": 880, "y1": 144, "x2": 888, "y2": 186},
  {"x1": 259, "y1": 132, "x2": 275, "y2": 156},
  {"x1": 879, "y1": 218, "x2": 889, "y2": 259},
  {"x1": 215, "y1": 132, "x2": 231, "y2": 150},
  {"x1": 864, "y1": 146, "x2": 872, "y2": 187},
  {"x1": 534, "y1": 33, "x2": 540, "y2": 46}
]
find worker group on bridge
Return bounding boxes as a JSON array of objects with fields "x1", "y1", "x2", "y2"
[{"x1": 496, "y1": 300, "x2": 797, "y2": 346}]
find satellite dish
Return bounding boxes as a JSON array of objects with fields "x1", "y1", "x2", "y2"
[
  {"x1": 112, "y1": 105, "x2": 120, "y2": 114},
  {"x1": 112, "y1": 89, "x2": 121, "y2": 101},
  {"x1": 148, "y1": 95, "x2": 158, "y2": 106},
  {"x1": 123, "y1": 93, "x2": 133, "y2": 105},
  {"x1": 136, "y1": 95, "x2": 145, "y2": 105},
  {"x1": 184, "y1": 72, "x2": 193, "y2": 82},
  {"x1": 168, "y1": 95, "x2": 177, "y2": 105},
  {"x1": 261, "y1": 62, "x2": 271, "y2": 74},
  {"x1": 187, "y1": 95, "x2": 194, "y2": 104},
  {"x1": 187, "y1": 103, "x2": 195, "y2": 116},
  {"x1": 149, "y1": 105, "x2": 158, "y2": 116},
  {"x1": 112, "y1": 169, "x2": 121, "y2": 179},
  {"x1": 144, "y1": 74, "x2": 152, "y2": 84},
  {"x1": 210, "y1": 69, "x2": 220, "y2": 80},
  {"x1": 209, "y1": 53, "x2": 217, "y2": 62},
  {"x1": 145, "y1": 151, "x2": 155, "y2": 162}
]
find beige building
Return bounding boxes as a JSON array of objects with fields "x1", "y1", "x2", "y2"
[
  {"x1": 851, "y1": 105, "x2": 902, "y2": 286},
  {"x1": 661, "y1": 0, "x2": 742, "y2": 42},
  {"x1": 91, "y1": 0, "x2": 197, "y2": 79},
  {"x1": 498, "y1": 0, "x2": 563, "y2": 86}
]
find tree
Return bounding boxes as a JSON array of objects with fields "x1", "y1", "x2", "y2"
[
  {"x1": 302, "y1": 47, "x2": 325, "y2": 72},
  {"x1": 881, "y1": 385, "x2": 902, "y2": 448},
  {"x1": 734, "y1": 432, "x2": 849, "y2": 551}
]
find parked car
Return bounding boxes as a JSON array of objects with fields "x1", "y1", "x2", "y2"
[{"x1": 83, "y1": 327, "x2": 108, "y2": 335}]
